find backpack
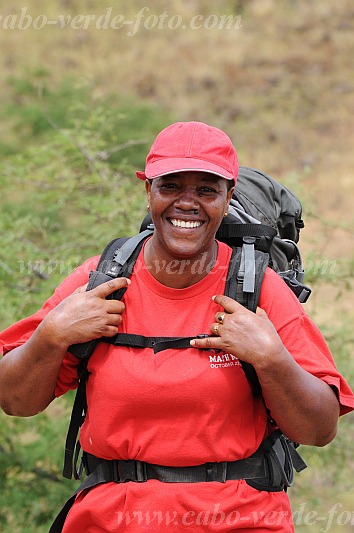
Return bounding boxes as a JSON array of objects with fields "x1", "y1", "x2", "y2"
[
  {"x1": 229, "y1": 166, "x2": 310, "y2": 301},
  {"x1": 62, "y1": 166, "x2": 310, "y2": 481},
  {"x1": 140, "y1": 166, "x2": 310, "y2": 302}
]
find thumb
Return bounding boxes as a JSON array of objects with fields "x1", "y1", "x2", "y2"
[
  {"x1": 256, "y1": 306, "x2": 268, "y2": 318},
  {"x1": 91, "y1": 277, "x2": 131, "y2": 298}
]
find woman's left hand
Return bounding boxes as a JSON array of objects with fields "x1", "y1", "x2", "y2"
[
  {"x1": 190, "y1": 294, "x2": 284, "y2": 369},
  {"x1": 191, "y1": 294, "x2": 340, "y2": 446}
]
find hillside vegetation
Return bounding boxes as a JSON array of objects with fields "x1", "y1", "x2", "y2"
[{"x1": 0, "y1": 1, "x2": 353, "y2": 531}]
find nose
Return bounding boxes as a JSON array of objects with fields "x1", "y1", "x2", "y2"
[{"x1": 174, "y1": 187, "x2": 200, "y2": 212}]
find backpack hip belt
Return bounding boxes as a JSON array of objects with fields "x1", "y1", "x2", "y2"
[
  {"x1": 50, "y1": 431, "x2": 306, "y2": 533},
  {"x1": 82, "y1": 452, "x2": 266, "y2": 484},
  {"x1": 79, "y1": 430, "x2": 305, "y2": 490}
]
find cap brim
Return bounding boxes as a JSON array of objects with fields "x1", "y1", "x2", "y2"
[
  {"x1": 136, "y1": 157, "x2": 236, "y2": 183},
  {"x1": 136, "y1": 171, "x2": 148, "y2": 180}
]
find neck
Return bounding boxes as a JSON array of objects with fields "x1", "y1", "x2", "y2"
[{"x1": 144, "y1": 239, "x2": 218, "y2": 288}]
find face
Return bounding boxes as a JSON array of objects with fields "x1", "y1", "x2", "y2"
[{"x1": 145, "y1": 171, "x2": 234, "y2": 261}]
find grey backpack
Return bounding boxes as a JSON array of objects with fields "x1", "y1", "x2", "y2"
[{"x1": 216, "y1": 166, "x2": 311, "y2": 302}]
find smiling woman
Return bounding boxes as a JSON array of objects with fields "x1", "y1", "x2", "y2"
[
  {"x1": 139, "y1": 121, "x2": 237, "y2": 287},
  {"x1": 144, "y1": 172, "x2": 233, "y2": 287},
  {"x1": 0, "y1": 121, "x2": 353, "y2": 533}
]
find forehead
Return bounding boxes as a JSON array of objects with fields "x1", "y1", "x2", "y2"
[{"x1": 155, "y1": 171, "x2": 225, "y2": 184}]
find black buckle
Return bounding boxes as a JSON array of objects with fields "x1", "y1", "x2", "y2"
[
  {"x1": 205, "y1": 462, "x2": 227, "y2": 482},
  {"x1": 113, "y1": 460, "x2": 147, "y2": 483}
]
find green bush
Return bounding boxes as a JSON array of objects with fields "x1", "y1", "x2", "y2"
[
  {"x1": 0, "y1": 75, "x2": 170, "y2": 327},
  {"x1": 0, "y1": 75, "x2": 171, "y2": 531}
]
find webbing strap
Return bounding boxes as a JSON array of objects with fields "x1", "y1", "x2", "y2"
[
  {"x1": 50, "y1": 453, "x2": 267, "y2": 532},
  {"x1": 287, "y1": 441, "x2": 308, "y2": 473},
  {"x1": 52, "y1": 430, "x2": 300, "y2": 532},
  {"x1": 49, "y1": 465, "x2": 112, "y2": 533},
  {"x1": 62, "y1": 366, "x2": 88, "y2": 479},
  {"x1": 102, "y1": 333, "x2": 202, "y2": 354},
  {"x1": 217, "y1": 223, "x2": 277, "y2": 240},
  {"x1": 84, "y1": 453, "x2": 266, "y2": 484}
]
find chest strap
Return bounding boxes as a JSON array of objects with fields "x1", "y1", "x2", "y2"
[{"x1": 102, "y1": 333, "x2": 211, "y2": 354}]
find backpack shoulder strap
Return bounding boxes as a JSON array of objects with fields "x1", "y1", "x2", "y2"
[
  {"x1": 98, "y1": 237, "x2": 129, "y2": 268},
  {"x1": 68, "y1": 229, "x2": 153, "y2": 359},
  {"x1": 224, "y1": 246, "x2": 269, "y2": 397},
  {"x1": 225, "y1": 247, "x2": 269, "y2": 313},
  {"x1": 63, "y1": 230, "x2": 152, "y2": 479}
]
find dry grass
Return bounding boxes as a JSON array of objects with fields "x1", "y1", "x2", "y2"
[{"x1": 1, "y1": 3, "x2": 353, "y2": 177}]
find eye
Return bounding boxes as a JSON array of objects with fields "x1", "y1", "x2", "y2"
[
  {"x1": 159, "y1": 182, "x2": 179, "y2": 190},
  {"x1": 198, "y1": 186, "x2": 218, "y2": 195}
]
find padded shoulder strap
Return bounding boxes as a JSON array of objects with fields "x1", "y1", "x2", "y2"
[
  {"x1": 68, "y1": 230, "x2": 153, "y2": 359},
  {"x1": 225, "y1": 248, "x2": 269, "y2": 313},
  {"x1": 97, "y1": 237, "x2": 129, "y2": 269},
  {"x1": 63, "y1": 231, "x2": 152, "y2": 479},
  {"x1": 224, "y1": 247, "x2": 269, "y2": 397}
]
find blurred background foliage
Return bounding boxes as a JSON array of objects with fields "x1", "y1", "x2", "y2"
[{"x1": 0, "y1": 1, "x2": 353, "y2": 531}]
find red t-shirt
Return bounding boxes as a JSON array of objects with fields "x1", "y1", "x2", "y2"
[{"x1": 1, "y1": 241, "x2": 353, "y2": 532}]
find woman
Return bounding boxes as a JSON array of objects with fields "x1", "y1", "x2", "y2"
[{"x1": 1, "y1": 121, "x2": 353, "y2": 532}]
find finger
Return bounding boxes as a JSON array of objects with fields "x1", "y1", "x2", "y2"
[
  {"x1": 105, "y1": 313, "x2": 123, "y2": 327},
  {"x1": 210, "y1": 322, "x2": 221, "y2": 336},
  {"x1": 105, "y1": 300, "x2": 125, "y2": 315},
  {"x1": 102, "y1": 325, "x2": 119, "y2": 337},
  {"x1": 190, "y1": 335, "x2": 222, "y2": 350},
  {"x1": 92, "y1": 277, "x2": 131, "y2": 299},
  {"x1": 215, "y1": 311, "x2": 227, "y2": 324},
  {"x1": 256, "y1": 306, "x2": 268, "y2": 318},
  {"x1": 212, "y1": 294, "x2": 242, "y2": 313}
]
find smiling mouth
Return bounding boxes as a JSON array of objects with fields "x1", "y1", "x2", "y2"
[{"x1": 168, "y1": 218, "x2": 204, "y2": 229}]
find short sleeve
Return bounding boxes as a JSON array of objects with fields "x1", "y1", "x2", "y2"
[
  {"x1": 0, "y1": 255, "x2": 100, "y2": 398},
  {"x1": 259, "y1": 268, "x2": 354, "y2": 416}
]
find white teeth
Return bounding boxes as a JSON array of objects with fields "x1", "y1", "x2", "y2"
[{"x1": 170, "y1": 219, "x2": 202, "y2": 228}]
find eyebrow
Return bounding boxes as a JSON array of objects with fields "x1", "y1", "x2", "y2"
[{"x1": 160, "y1": 173, "x2": 221, "y2": 183}]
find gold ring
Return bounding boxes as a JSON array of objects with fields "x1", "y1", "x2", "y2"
[
  {"x1": 217, "y1": 313, "x2": 225, "y2": 324},
  {"x1": 213, "y1": 324, "x2": 219, "y2": 335}
]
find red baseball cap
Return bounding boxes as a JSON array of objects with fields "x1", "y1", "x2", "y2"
[{"x1": 136, "y1": 121, "x2": 239, "y2": 184}]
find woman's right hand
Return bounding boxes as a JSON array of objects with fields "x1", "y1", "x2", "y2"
[
  {"x1": 40, "y1": 277, "x2": 130, "y2": 350},
  {"x1": 0, "y1": 277, "x2": 131, "y2": 416}
]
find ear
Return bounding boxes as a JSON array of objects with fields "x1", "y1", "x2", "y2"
[
  {"x1": 225, "y1": 186, "x2": 234, "y2": 211},
  {"x1": 145, "y1": 179, "x2": 152, "y2": 203}
]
